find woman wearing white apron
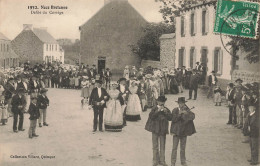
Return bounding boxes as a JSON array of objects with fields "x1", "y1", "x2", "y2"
[
  {"x1": 126, "y1": 81, "x2": 142, "y2": 121},
  {"x1": 104, "y1": 82, "x2": 124, "y2": 131}
]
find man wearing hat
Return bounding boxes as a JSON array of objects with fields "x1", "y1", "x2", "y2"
[
  {"x1": 5, "y1": 78, "x2": 16, "y2": 117},
  {"x1": 170, "y1": 97, "x2": 196, "y2": 166},
  {"x1": 188, "y1": 69, "x2": 199, "y2": 100},
  {"x1": 145, "y1": 96, "x2": 172, "y2": 166},
  {"x1": 37, "y1": 88, "x2": 49, "y2": 127},
  {"x1": 207, "y1": 71, "x2": 218, "y2": 99},
  {"x1": 89, "y1": 79, "x2": 109, "y2": 132},
  {"x1": 11, "y1": 88, "x2": 27, "y2": 132},
  {"x1": 17, "y1": 76, "x2": 30, "y2": 112},
  {"x1": 227, "y1": 83, "x2": 236, "y2": 125},
  {"x1": 244, "y1": 104, "x2": 259, "y2": 165}
]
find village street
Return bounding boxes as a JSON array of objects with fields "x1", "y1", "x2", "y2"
[{"x1": 0, "y1": 88, "x2": 253, "y2": 166}]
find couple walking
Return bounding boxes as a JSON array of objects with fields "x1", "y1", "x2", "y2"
[{"x1": 145, "y1": 96, "x2": 196, "y2": 166}]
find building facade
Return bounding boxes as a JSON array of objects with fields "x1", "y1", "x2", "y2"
[
  {"x1": 175, "y1": 1, "x2": 236, "y2": 85},
  {"x1": 79, "y1": 0, "x2": 147, "y2": 74},
  {"x1": 11, "y1": 24, "x2": 64, "y2": 65},
  {"x1": 0, "y1": 32, "x2": 19, "y2": 69},
  {"x1": 160, "y1": 33, "x2": 175, "y2": 69}
]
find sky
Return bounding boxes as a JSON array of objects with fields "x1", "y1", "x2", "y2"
[{"x1": 0, "y1": 0, "x2": 164, "y2": 40}]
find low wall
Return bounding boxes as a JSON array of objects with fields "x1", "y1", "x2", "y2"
[{"x1": 141, "y1": 60, "x2": 161, "y2": 68}]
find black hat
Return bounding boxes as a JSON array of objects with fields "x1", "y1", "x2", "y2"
[
  {"x1": 228, "y1": 83, "x2": 234, "y2": 87},
  {"x1": 95, "y1": 80, "x2": 103, "y2": 84},
  {"x1": 196, "y1": 62, "x2": 200, "y2": 64},
  {"x1": 118, "y1": 78, "x2": 127, "y2": 83},
  {"x1": 176, "y1": 97, "x2": 187, "y2": 103},
  {"x1": 40, "y1": 88, "x2": 48, "y2": 93},
  {"x1": 157, "y1": 96, "x2": 167, "y2": 102},
  {"x1": 235, "y1": 78, "x2": 243, "y2": 83},
  {"x1": 211, "y1": 70, "x2": 215, "y2": 73}
]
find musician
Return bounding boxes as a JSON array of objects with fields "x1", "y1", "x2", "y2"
[
  {"x1": 145, "y1": 96, "x2": 172, "y2": 166},
  {"x1": 170, "y1": 97, "x2": 196, "y2": 166},
  {"x1": 89, "y1": 80, "x2": 109, "y2": 132}
]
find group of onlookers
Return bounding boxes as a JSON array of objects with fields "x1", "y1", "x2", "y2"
[{"x1": 226, "y1": 78, "x2": 259, "y2": 165}]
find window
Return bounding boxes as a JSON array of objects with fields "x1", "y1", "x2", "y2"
[
  {"x1": 213, "y1": 48, "x2": 223, "y2": 74},
  {"x1": 46, "y1": 44, "x2": 48, "y2": 51},
  {"x1": 7, "y1": 44, "x2": 9, "y2": 52},
  {"x1": 190, "y1": 13, "x2": 195, "y2": 36},
  {"x1": 202, "y1": 9, "x2": 209, "y2": 35},
  {"x1": 190, "y1": 48, "x2": 196, "y2": 69},
  {"x1": 56, "y1": 45, "x2": 57, "y2": 51},
  {"x1": 3, "y1": 44, "x2": 5, "y2": 52},
  {"x1": 181, "y1": 16, "x2": 185, "y2": 37},
  {"x1": 179, "y1": 48, "x2": 185, "y2": 67},
  {"x1": 202, "y1": 10, "x2": 206, "y2": 35},
  {"x1": 0, "y1": 44, "x2": 2, "y2": 52}
]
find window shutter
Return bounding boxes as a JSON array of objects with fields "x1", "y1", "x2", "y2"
[
  {"x1": 184, "y1": 17, "x2": 186, "y2": 36},
  {"x1": 206, "y1": 10, "x2": 209, "y2": 33},
  {"x1": 212, "y1": 50, "x2": 215, "y2": 72},
  {"x1": 188, "y1": 49, "x2": 191, "y2": 68},
  {"x1": 183, "y1": 48, "x2": 186, "y2": 67},
  {"x1": 194, "y1": 12, "x2": 197, "y2": 35},
  {"x1": 194, "y1": 49, "x2": 197, "y2": 69},
  {"x1": 219, "y1": 50, "x2": 223, "y2": 74}
]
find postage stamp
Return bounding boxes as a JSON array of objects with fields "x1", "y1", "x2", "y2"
[{"x1": 214, "y1": 0, "x2": 260, "y2": 39}]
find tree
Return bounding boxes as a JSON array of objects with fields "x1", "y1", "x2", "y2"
[{"x1": 130, "y1": 23, "x2": 174, "y2": 61}]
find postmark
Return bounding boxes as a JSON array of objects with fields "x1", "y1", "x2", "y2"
[{"x1": 214, "y1": 0, "x2": 260, "y2": 39}]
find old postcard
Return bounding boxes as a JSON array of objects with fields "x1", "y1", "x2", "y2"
[{"x1": 0, "y1": 0, "x2": 259, "y2": 166}]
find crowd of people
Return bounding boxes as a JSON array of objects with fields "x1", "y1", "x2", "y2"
[
  {"x1": 0, "y1": 61, "x2": 258, "y2": 166},
  {"x1": 226, "y1": 78, "x2": 259, "y2": 165}
]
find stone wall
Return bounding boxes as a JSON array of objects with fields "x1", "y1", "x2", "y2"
[
  {"x1": 160, "y1": 33, "x2": 175, "y2": 69},
  {"x1": 11, "y1": 30, "x2": 44, "y2": 65},
  {"x1": 141, "y1": 60, "x2": 161, "y2": 68}
]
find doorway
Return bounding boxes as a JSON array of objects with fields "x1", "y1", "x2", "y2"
[{"x1": 98, "y1": 57, "x2": 106, "y2": 74}]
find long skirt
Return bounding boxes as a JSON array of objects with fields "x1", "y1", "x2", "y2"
[
  {"x1": 0, "y1": 108, "x2": 8, "y2": 124},
  {"x1": 214, "y1": 92, "x2": 222, "y2": 103},
  {"x1": 104, "y1": 99, "x2": 123, "y2": 131},
  {"x1": 125, "y1": 94, "x2": 142, "y2": 121},
  {"x1": 81, "y1": 87, "x2": 89, "y2": 98}
]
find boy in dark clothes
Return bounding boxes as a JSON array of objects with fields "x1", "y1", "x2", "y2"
[{"x1": 28, "y1": 97, "x2": 40, "y2": 138}]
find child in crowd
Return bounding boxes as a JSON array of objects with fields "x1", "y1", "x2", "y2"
[
  {"x1": 81, "y1": 76, "x2": 90, "y2": 107},
  {"x1": 214, "y1": 85, "x2": 222, "y2": 106},
  {"x1": 28, "y1": 97, "x2": 40, "y2": 138},
  {"x1": 0, "y1": 95, "x2": 8, "y2": 125}
]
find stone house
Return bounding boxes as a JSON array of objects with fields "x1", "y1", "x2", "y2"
[
  {"x1": 0, "y1": 32, "x2": 19, "y2": 69},
  {"x1": 159, "y1": 33, "x2": 175, "y2": 69},
  {"x1": 11, "y1": 24, "x2": 64, "y2": 65},
  {"x1": 79, "y1": 0, "x2": 147, "y2": 74}
]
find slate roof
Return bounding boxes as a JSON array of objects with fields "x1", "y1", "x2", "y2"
[
  {"x1": 0, "y1": 32, "x2": 10, "y2": 41},
  {"x1": 80, "y1": 0, "x2": 147, "y2": 29},
  {"x1": 32, "y1": 28, "x2": 58, "y2": 44}
]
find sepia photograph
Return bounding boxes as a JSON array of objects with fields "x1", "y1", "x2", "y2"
[{"x1": 0, "y1": 0, "x2": 259, "y2": 166}]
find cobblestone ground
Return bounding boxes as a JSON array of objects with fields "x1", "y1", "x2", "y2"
[{"x1": 0, "y1": 88, "x2": 258, "y2": 166}]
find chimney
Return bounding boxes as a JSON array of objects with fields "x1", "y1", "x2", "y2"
[{"x1": 23, "y1": 24, "x2": 33, "y2": 30}]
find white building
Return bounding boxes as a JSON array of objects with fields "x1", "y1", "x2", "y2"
[
  {"x1": 175, "y1": 1, "x2": 235, "y2": 85},
  {"x1": 12, "y1": 24, "x2": 64, "y2": 65}
]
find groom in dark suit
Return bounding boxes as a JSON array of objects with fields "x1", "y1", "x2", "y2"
[{"x1": 89, "y1": 80, "x2": 109, "y2": 132}]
